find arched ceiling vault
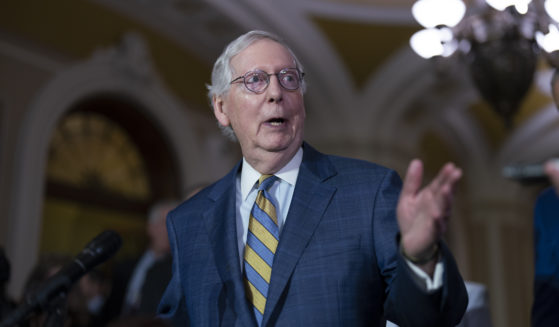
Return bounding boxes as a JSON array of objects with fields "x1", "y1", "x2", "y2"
[{"x1": 1, "y1": 0, "x2": 557, "y2": 176}]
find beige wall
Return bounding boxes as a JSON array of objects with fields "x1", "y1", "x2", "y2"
[{"x1": 0, "y1": 51, "x2": 56, "y2": 245}]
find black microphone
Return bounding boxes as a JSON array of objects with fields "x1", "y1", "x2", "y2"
[{"x1": 0, "y1": 230, "x2": 122, "y2": 327}]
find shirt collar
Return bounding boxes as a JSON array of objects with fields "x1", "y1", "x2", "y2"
[{"x1": 240, "y1": 147, "x2": 303, "y2": 201}]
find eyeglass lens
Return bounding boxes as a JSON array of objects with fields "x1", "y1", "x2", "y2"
[{"x1": 244, "y1": 69, "x2": 301, "y2": 93}]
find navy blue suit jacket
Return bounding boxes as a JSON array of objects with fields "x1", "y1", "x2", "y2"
[
  {"x1": 532, "y1": 187, "x2": 559, "y2": 327},
  {"x1": 158, "y1": 143, "x2": 467, "y2": 326}
]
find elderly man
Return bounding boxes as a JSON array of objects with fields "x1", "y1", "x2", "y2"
[{"x1": 158, "y1": 30, "x2": 467, "y2": 326}]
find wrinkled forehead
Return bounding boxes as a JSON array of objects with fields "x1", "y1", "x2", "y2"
[{"x1": 230, "y1": 39, "x2": 297, "y2": 75}]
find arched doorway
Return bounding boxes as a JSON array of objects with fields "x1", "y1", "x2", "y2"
[
  {"x1": 6, "y1": 33, "x2": 205, "y2": 298},
  {"x1": 41, "y1": 94, "x2": 181, "y2": 260}
]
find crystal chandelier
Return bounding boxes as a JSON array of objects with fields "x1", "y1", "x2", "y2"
[{"x1": 410, "y1": 0, "x2": 559, "y2": 128}]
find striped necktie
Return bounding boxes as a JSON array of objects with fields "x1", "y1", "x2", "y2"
[{"x1": 244, "y1": 174, "x2": 279, "y2": 326}]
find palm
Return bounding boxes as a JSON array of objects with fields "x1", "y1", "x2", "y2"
[{"x1": 397, "y1": 160, "x2": 461, "y2": 258}]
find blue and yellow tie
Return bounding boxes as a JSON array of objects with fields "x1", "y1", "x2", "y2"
[{"x1": 244, "y1": 174, "x2": 279, "y2": 325}]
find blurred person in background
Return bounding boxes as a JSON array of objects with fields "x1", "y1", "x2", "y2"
[
  {"x1": 101, "y1": 199, "x2": 179, "y2": 324},
  {"x1": 532, "y1": 159, "x2": 559, "y2": 327},
  {"x1": 78, "y1": 269, "x2": 111, "y2": 326}
]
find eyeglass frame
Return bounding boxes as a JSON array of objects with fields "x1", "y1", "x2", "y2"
[{"x1": 229, "y1": 67, "x2": 305, "y2": 94}]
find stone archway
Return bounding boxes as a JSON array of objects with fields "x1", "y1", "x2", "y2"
[{"x1": 6, "y1": 33, "x2": 204, "y2": 298}]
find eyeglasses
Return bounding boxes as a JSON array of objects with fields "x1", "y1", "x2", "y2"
[{"x1": 230, "y1": 68, "x2": 304, "y2": 94}]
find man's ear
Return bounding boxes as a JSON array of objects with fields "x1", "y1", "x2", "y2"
[{"x1": 213, "y1": 94, "x2": 230, "y2": 127}]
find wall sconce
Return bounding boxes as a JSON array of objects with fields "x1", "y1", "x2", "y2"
[{"x1": 410, "y1": 0, "x2": 559, "y2": 128}]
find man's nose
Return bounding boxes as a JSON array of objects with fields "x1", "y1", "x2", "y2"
[{"x1": 266, "y1": 74, "x2": 283, "y2": 103}]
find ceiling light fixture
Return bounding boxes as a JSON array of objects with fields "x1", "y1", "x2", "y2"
[{"x1": 410, "y1": 0, "x2": 559, "y2": 128}]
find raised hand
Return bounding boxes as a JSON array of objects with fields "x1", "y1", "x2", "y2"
[{"x1": 397, "y1": 159, "x2": 462, "y2": 271}]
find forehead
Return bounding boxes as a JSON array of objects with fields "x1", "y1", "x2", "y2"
[{"x1": 231, "y1": 39, "x2": 296, "y2": 74}]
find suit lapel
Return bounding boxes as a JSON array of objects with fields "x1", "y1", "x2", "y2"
[
  {"x1": 263, "y1": 144, "x2": 337, "y2": 324},
  {"x1": 204, "y1": 162, "x2": 256, "y2": 326}
]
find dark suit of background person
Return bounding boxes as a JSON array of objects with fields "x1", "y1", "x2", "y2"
[
  {"x1": 101, "y1": 200, "x2": 177, "y2": 324},
  {"x1": 158, "y1": 30, "x2": 468, "y2": 326},
  {"x1": 532, "y1": 160, "x2": 559, "y2": 327}
]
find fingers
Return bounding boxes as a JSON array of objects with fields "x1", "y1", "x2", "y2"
[
  {"x1": 544, "y1": 159, "x2": 559, "y2": 190},
  {"x1": 401, "y1": 159, "x2": 423, "y2": 198},
  {"x1": 430, "y1": 162, "x2": 462, "y2": 198},
  {"x1": 428, "y1": 162, "x2": 462, "y2": 227}
]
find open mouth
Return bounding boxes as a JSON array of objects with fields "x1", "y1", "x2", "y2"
[{"x1": 267, "y1": 118, "x2": 285, "y2": 126}]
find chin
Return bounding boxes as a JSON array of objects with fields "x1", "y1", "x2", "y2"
[
  {"x1": 264, "y1": 137, "x2": 297, "y2": 151},
  {"x1": 262, "y1": 144, "x2": 289, "y2": 153}
]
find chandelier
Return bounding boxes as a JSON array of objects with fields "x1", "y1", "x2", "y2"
[{"x1": 409, "y1": 0, "x2": 559, "y2": 128}]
